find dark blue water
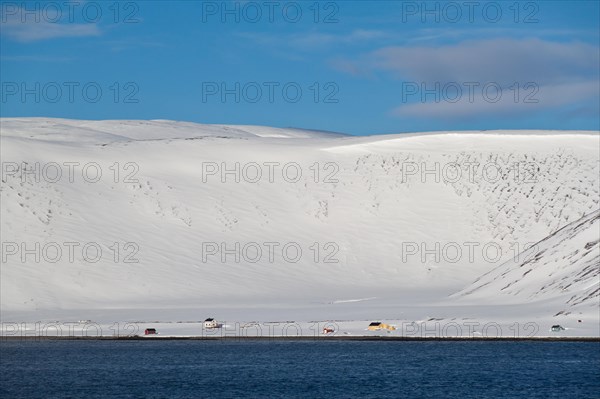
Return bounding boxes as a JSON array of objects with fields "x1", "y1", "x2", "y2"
[{"x1": 1, "y1": 340, "x2": 599, "y2": 398}]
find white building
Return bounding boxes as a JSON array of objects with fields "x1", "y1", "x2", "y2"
[{"x1": 204, "y1": 318, "x2": 218, "y2": 329}]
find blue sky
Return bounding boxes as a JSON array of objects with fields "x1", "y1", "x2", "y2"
[{"x1": 1, "y1": 0, "x2": 599, "y2": 135}]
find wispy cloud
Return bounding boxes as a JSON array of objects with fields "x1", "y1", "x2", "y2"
[
  {"x1": 333, "y1": 38, "x2": 600, "y2": 120},
  {"x1": 101, "y1": 38, "x2": 165, "y2": 52},
  {"x1": 393, "y1": 81, "x2": 600, "y2": 120},
  {"x1": 373, "y1": 39, "x2": 597, "y2": 84},
  {"x1": 237, "y1": 29, "x2": 387, "y2": 51},
  {"x1": 0, "y1": 55, "x2": 75, "y2": 62},
  {"x1": 335, "y1": 38, "x2": 598, "y2": 83},
  {"x1": 400, "y1": 27, "x2": 599, "y2": 44},
  {"x1": 1, "y1": 6, "x2": 101, "y2": 42}
]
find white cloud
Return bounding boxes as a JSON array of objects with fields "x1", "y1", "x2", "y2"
[
  {"x1": 393, "y1": 81, "x2": 600, "y2": 119},
  {"x1": 1, "y1": 6, "x2": 101, "y2": 42},
  {"x1": 0, "y1": 55, "x2": 74, "y2": 62},
  {"x1": 371, "y1": 38, "x2": 598, "y2": 85},
  {"x1": 237, "y1": 29, "x2": 387, "y2": 51},
  {"x1": 332, "y1": 38, "x2": 599, "y2": 120}
]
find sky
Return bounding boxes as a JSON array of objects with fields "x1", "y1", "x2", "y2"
[{"x1": 1, "y1": 0, "x2": 599, "y2": 135}]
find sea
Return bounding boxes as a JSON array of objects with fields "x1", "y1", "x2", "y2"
[{"x1": 1, "y1": 340, "x2": 599, "y2": 398}]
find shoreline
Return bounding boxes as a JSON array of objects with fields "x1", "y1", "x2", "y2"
[{"x1": 2, "y1": 336, "x2": 599, "y2": 342}]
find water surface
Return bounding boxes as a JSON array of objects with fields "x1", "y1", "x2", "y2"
[{"x1": 1, "y1": 340, "x2": 598, "y2": 398}]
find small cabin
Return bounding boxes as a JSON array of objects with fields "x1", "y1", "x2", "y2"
[
  {"x1": 204, "y1": 318, "x2": 218, "y2": 329},
  {"x1": 367, "y1": 322, "x2": 396, "y2": 331},
  {"x1": 550, "y1": 325, "x2": 565, "y2": 332},
  {"x1": 144, "y1": 328, "x2": 157, "y2": 335},
  {"x1": 322, "y1": 327, "x2": 335, "y2": 334}
]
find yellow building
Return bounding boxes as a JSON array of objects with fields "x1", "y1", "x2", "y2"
[{"x1": 367, "y1": 322, "x2": 396, "y2": 331}]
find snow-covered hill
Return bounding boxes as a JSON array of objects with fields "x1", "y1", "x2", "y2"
[
  {"x1": 454, "y1": 209, "x2": 599, "y2": 311},
  {"x1": 1, "y1": 118, "x2": 598, "y2": 336}
]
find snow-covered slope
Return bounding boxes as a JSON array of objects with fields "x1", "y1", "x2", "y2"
[
  {"x1": 454, "y1": 209, "x2": 599, "y2": 311},
  {"x1": 0, "y1": 118, "x2": 344, "y2": 143},
  {"x1": 1, "y1": 118, "x2": 598, "y2": 336}
]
